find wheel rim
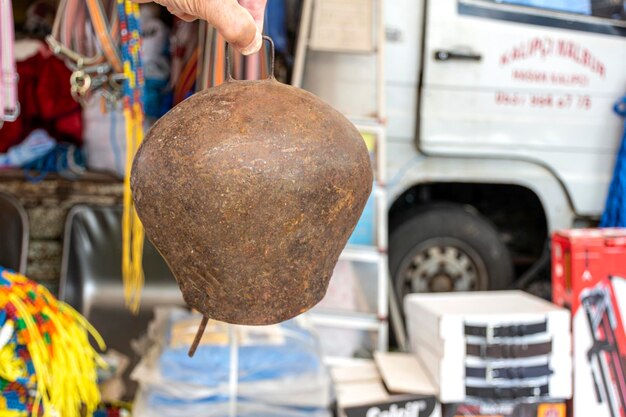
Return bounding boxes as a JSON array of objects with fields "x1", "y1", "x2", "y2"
[{"x1": 395, "y1": 237, "x2": 489, "y2": 300}]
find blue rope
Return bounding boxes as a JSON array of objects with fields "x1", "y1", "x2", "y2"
[{"x1": 600, "y1": 95, "x2": 626, "y2": 227}]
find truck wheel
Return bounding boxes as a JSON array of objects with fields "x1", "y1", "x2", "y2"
[{"x1": 389, "y1": 205, "x2": 513, "y2": 301}]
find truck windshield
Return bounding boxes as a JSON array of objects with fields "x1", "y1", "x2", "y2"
[
  {"x1": 491, "y1": 0, "x2": 625, "y2": 20},
  {"x1": 499, "y1": 0, "x2": 592, "y2": 15}
]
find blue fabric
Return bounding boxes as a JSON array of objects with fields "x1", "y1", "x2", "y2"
[
  {"x1": 144, "y1": 78, "x2": 170, "y2": 119},
  {"x1": 159, "y1": 320, "x2": 321, "y2": 387},
  {"x1": 600, "y1": 96, "x2": 626, "y2": 227},
  {"x1": 0, "y1": 129, "x2": 56, "y2": 168},
  {"x1": 266, "y1": 0, "x2": 288, "y2": 55},
  {"x1": 22, "y1": 144, "x2": 85, "y2": 183}
]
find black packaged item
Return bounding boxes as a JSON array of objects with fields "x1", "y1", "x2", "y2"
[{"x1": 443, "y1": 399, "x2": 566, "y2": 417}]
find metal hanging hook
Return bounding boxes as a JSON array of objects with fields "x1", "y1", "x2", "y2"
[{"x1": 225, "y1": 35, "x2": 275, "y2": 81}]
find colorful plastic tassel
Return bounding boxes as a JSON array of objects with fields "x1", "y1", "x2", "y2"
[{"x1": 0, "y1": 268, "x2": 106, "y2": 417}]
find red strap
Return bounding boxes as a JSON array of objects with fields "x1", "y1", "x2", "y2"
[{"x1": 85, "y1": 0, "x2": 123, "y2": 73}]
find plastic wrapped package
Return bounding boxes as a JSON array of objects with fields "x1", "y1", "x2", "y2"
[
  {"x1": 132, "y1": 308, "x2": 332, "y2": 417},
  {"x1": 82, "y1": 91, "x2": 126, "y2": 177},
  {"x1": 133, "y1": 397, "x2": 332, "y2": 417}
]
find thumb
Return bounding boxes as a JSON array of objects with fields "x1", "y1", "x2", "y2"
[
  {"x1": 238, "y1": 0, "x2": 268, "y2": 33},
  {"x1": 202, "y1": 0, "x2": 262, "y2": 55}
]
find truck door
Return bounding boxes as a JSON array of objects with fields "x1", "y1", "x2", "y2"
[{"x1": 420, "y1": 0, "x2": 626, "y2": 216}]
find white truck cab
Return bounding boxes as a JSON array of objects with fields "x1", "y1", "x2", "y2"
[{"x1": 302, "y1": 0, "x2": 626, "y2": 301}]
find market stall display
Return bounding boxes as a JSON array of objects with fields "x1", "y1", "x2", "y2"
[
  {"x1": 46, "y1": 0, "x2": 147, "y2": 312},
  {"x1": 5, "y1": 2, "x2": 625, "y2": 417}
]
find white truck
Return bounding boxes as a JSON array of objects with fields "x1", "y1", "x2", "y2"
[{"x1": 302, "y1": 0, "x2": 626, "y2": 302}]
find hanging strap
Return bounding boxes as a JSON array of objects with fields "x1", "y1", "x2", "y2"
[
  {"x1": 465, "y1": 320, "x2": 548, "y2": 341},
  {"x1": 50, "y1": 0, "x2": 121, "y2": 69},
  {"x1": 86, "y1": 0, "x2": 123, "y2": 73},
  {"x1": 173, "y1": 48, "x2": 199, "y2": 105},
  {"x1": 47, "y1": 0, "x2": 122, "y2": 104},
  {"x1": 466, "y1": 363, "x2": 552, "y2": 381},
  {"x1": 466, "y1": 340, "x2": 552, "y2": 359},
  {"x1": 48, "y1": 0, "x2": 104, "y2": 68},
  {"x1": 465, "y1": 384, "x2": 549, "y2": 400},
  {"x1": 0, "y1": 0, "x2": 19, "y2": 123}
]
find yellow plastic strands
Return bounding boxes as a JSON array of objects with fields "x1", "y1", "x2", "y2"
[
  {"x1": 0, "y1": 268, "x2": 106, "y2": 417},
  {"x1": 118, "y1": 0, "x2": 146, "y2": 312},
  {"x1": 0, "y1": 412, "x2": 27, "y2": 417}
]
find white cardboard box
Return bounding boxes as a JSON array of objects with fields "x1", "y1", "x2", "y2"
[{"x1": 404, "y1": 291, "x2": 572, "y2": 403}]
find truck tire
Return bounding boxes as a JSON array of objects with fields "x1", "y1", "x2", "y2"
[{"x1": 389, "y1": 205, "x2": 514, "y2": 302}]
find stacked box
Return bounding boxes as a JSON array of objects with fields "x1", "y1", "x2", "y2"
[
  {"x1": 404, "y1": 291, "x2": 572, "y2": 404},
  {"x1": 333, "y1": 353, "x2": 441, "y2": 417}
]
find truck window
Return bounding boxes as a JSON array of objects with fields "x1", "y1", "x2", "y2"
[
  {"x1": 498, "y1": 0, "x2": 592, "y2": 16},
  {"x1": 460, "y1": 0, "x2": 626, "y2": 35},
  {"x1": 491, "y1": 0, "x2": 626, "y2": 20}
]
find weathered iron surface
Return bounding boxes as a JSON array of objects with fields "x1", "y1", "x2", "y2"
[{"x1": 131, "y1": 77, "x2": 373, "y2": 325}]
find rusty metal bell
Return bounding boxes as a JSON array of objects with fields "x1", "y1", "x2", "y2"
[{"x1": 130, "y1": 37, "x2": 372, "y2": 326}]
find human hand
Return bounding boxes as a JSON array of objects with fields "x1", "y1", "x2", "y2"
[{"x1": 133, "y1": 0, "x2": 267, "y2": 55}]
